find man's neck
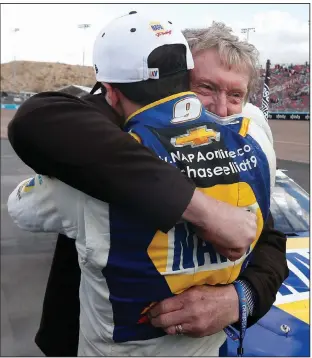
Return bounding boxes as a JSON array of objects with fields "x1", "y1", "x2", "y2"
[{"x1": 121, "y1": 101, "x2": 143, "y2": 124}]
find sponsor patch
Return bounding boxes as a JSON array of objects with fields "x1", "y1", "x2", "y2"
[
  {"x1": 148, "y1": 68, "x2": 159, "y2": 79},
  {"x1": 149, "y1": 21, "x2": 172, "y2": 37},
  {"x1": 20, "y1": 175, "x2": 43, "y2": 195},
  {"x1": 150, "y1": 22, "x2": 164, "y2": 32},
  {"x1": 170, "y1": 126, "x2": 220, "y2": 148},
  {"x1": 22, "y1": 177, "x2": 36, "y2": 193}
]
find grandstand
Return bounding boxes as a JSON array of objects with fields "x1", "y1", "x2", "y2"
[{"x1": 252, "y1": 63, "x2": 310, "y2": 113}]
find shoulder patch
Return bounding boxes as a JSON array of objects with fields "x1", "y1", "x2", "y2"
[
  {"x1": 22, "y1": 177, "x2": 36, "y2": 193},
  {"x1": 20, "y1": 175, "x2": 43, "y2": 194}
]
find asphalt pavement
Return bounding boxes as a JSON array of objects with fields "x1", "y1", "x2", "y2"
[
  {"x1": 0, "y1": 138, "x2": 310, "y2": 356},
  {"x1": 1, "y1": 140, "x2": 55, "y2": 356}
]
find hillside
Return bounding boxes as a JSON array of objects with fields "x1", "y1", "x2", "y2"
[{"x1": 1, "y1": 61, "x2": 96, "y2": 92}]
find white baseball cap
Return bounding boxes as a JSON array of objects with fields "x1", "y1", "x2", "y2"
[{"x1": 93, "y1": 11, "x2": 194, "y2": 83}]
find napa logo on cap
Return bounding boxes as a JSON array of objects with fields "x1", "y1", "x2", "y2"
[
  {"x1": 149, "y1": 21, "x2": 172, "y2": 37},
  {"x1": 150, "y1": 22, "x2": 164, "y2": 32}
]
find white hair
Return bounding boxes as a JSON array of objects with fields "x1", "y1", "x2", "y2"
[{"x1": 183, "y1": 22, "x2": 260, "y2": 99}]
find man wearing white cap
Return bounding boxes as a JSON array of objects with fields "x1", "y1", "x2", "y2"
[{"x1": 8, "y1": 12, "x2": 276, "y2": 356}]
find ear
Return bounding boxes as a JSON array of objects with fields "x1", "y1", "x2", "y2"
[{"x1": 102, "y1": 82, "x2": 120, "y2": 108}]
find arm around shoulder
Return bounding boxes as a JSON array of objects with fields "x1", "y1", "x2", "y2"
[{"x1": 8, "y1": 92, "x2": 196, "y2": 232}]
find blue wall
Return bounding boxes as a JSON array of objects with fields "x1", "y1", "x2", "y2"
[{"x1": 1, "y1": 104, "x2": 21, "y2": 110}]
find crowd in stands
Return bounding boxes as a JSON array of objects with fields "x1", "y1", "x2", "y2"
[{"x1": 251, "y1": 62, "x2": 310, "y2": 113}]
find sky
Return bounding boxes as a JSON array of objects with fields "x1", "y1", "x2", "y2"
[{"x1": 1, "y1": 3, "x2": 309, "y2": 67}]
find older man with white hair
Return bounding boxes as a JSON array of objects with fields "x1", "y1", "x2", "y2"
[
  {"x1": 147, "y1": 20, "x2": 279, "y2": 341},
  {"x1": 8, "y1": 16, "x2": 287, "y2": 357}
]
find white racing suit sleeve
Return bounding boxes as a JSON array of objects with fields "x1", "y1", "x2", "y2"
[
  {"x1": 243, "y1": 102, "x2": 274, "y2": 145},
  {"x1": 243, "y1": 103, "x2": 276, "y2": 190},
  {"x1": 7, "y1": 174, "x2": 78, "y2": 239}
]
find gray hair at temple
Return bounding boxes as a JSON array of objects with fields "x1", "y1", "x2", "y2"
[{"x1": 183, "y1": 22, "x2": 260, "y2": 101}]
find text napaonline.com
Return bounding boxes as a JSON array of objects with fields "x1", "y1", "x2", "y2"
[{"x1": 158, "y1": 144, "x2": 257, "y2": 178}]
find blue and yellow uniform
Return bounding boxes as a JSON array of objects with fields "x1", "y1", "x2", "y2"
[{"x1": 104, "y1": 92, "x2": 272, "y2": 342}]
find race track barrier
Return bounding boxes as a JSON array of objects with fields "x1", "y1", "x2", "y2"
[
  {"x1": 268, "y1": 112, "x2": 310, "y2": 120},
  {"x1": 1, "y1": 104, "x2": 21, "y2": 110}
]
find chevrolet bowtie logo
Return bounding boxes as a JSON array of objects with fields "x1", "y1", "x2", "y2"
[{"x1": 170, "y1": 126, "x2": 221, "y2": 148}]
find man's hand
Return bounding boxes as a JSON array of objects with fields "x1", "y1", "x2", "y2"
[
  {"x1": 211, "y1": 244, "x2": 247, "y2": 262},
  {"x1": 148, "y1": 285, "x2": 239, "y2": 337},
  {"x1": 183, "y1": 190, "x2": 257, "y2": 260}
]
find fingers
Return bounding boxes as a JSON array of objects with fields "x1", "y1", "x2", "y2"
[
  {"x1": 228, "y1": 248, "x2": 246, "y2": 260},
  {"x1": 224, "y1": 248, "x2": 245, "y2": 261},
  {"x1": 150, "y1": 309, "x2": 188, "y2": 329},
  {"x1": 213, "y1": 245, "x2": 246, "y2": 261},
  {"x1": 149, "y1": 296, "x2": 184, "y2": 318},
  {"x1": 164, "y1": 323, "x2": 194, "y2": 336}
]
